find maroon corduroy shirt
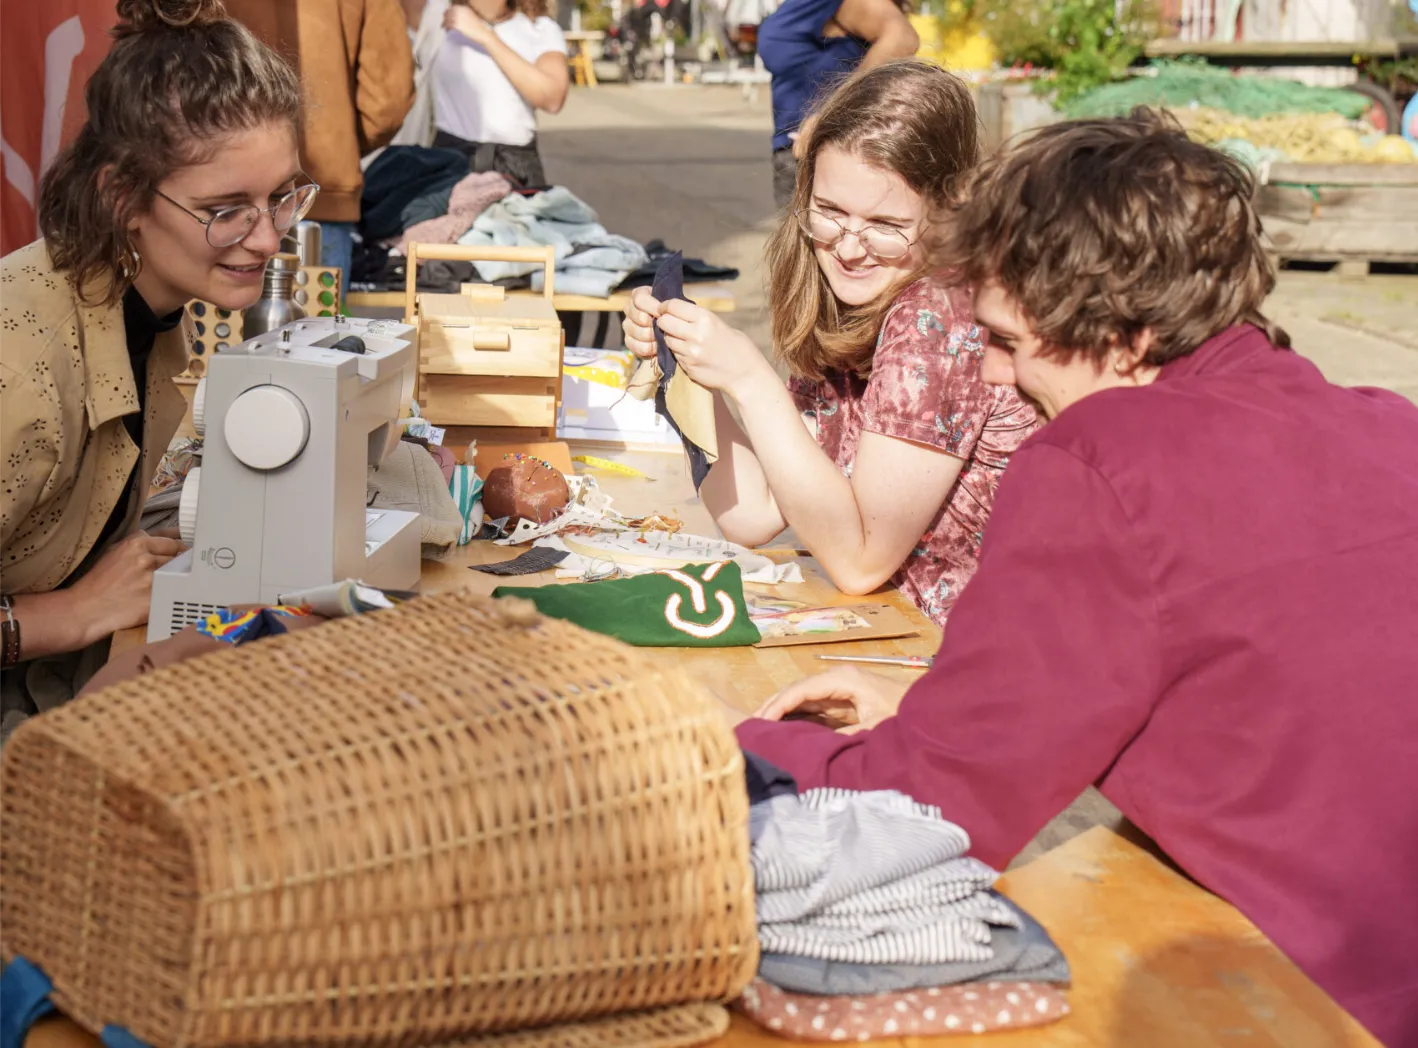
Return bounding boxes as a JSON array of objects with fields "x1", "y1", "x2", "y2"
[{"x1": 737, "y1": 326, "x2": 1418, "y2": 1046}]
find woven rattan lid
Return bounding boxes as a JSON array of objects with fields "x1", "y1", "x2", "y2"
[
  {"x1": 1, "y1": 590, "x2": 757, "y2": 1048},
  {"x1": 464, "y1": 1002, "x2": 730, "y2": 1047}
]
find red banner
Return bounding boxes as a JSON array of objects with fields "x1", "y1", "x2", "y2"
[{"x1": 1, "y1": 1, "x2": 119, "y2": 257}]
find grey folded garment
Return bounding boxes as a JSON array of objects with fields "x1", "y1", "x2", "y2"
[
  {"x1": 757, "y1": 893, "x2": 1071, "y2": 996},
  {"x1": 753, "y1": 789, "x2": 1017, "y2": 966},
  {"x1": 368, "y1": 440, "x2": 463, "y2": 559},
  {"x1": 140, "y1": 485, "x2": 183, "y2": 534}
]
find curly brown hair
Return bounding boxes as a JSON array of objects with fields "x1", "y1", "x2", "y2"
[
  {"x1": 935, "y1": 108, "x2": 1288, "y2": 365},
  {"x1": 765, "y1": 61, "x2": 979, "y2": 382},
  {"x1": 37, "y1": 0, "x2": 303, "y2": 307}
]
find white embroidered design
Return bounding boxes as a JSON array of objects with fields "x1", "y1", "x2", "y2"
[
  {"x1": 657, "y1": 568, "x2": 708, "y2": 611},
  {"x1": 656, "y1": 565, "x2": 737, "y2": 639}
]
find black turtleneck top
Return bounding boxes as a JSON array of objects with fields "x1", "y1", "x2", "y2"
[{"x1": 90, "y1": 286, "x2": 184, "y2": 554}]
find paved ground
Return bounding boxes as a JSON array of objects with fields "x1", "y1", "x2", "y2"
[
  {"x1": 540, "y1": 83, "x2": 1418, "y2": 403},
  {"x1": 540, "y1": 84, "x2": 780, "y2": 353},
  {"x1": 538, "y1": 83, "x2": 1418, "y2": 865}
]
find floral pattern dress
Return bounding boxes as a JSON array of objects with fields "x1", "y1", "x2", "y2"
[{"x1": 789, "y1": 273, "x2": 1041, "y2": 626}]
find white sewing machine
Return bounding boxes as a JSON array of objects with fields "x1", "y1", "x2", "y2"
[{"x1": 148, "y1": 316, "x2": 423, "y2": 640}]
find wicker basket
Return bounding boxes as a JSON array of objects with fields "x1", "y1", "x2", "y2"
[{"x1": 0, "y1": 591, "x2": 757, "y2": 1047}]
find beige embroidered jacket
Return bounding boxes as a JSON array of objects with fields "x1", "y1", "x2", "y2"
[{"x1": 1, "y1": 239, "x2": 191, "y2": 594}]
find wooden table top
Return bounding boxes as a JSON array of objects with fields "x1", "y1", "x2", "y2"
[
  {"x1": 83, "y1": 446, "x2": 1376, "y2": 1046},
  {"x1": 25, "y1": 827, "x2": 1377, "y2": 1048},
  {"x1": 712, "y1": 825, "x2": 1379, "y2": 1047},
  {"x1": 112, "y1": 445, "x2": 943, "y2": 694},
  {"x1": 345, "y1": 283, "x2": 737, "y2": 315}
]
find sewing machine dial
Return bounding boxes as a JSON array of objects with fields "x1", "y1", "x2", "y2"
[
  {"x1": 223, "y1": 385, "x2": 311, "y2": 471},
  {"x1": 191, "y1": 378, "x2": 208, "y2": 438},
  {"x1": 178, "y1": 466, "x2": 201, "y2": 545}
]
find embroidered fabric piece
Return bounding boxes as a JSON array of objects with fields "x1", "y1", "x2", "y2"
[
  {"x1": 195, "y1": 606, "x2": 311, "y2": 646},
  {"x1": 492, "y1": 561, "x2": 760, "y2": 647}
]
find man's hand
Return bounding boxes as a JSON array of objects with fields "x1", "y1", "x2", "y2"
[{"x1": 753, "y1": 666, "x2": 910, "y2": 731}]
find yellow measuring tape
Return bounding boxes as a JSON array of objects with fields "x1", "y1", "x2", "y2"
[{"x1": 572, "y1": 455, "x2": 652, "y2": 480}]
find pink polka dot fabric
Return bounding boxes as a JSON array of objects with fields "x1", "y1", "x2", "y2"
[{"x1": 735, "y1": 978, "x2": 1070, "y2": 1040}]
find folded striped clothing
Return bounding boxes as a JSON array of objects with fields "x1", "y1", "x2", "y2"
[
  {"x1": 756, "y1": 899, "x2": 1071, "y2": 995},
  {"x1": 752, "y1": 789, "x2": 1024, "y2": 967}
]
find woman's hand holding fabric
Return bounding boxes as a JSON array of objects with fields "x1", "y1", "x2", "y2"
[
  {"x1": 656, "y1": 299, "x2": 774, "y2": 402},
  {"x1": 621, "y1": 287, "x2": 663, "y2": 360}
]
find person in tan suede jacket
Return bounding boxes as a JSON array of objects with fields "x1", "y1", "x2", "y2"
[
  {"x1": 1, "y1": 0, "x2": 309, "y2": 736},
  {"x1": 224, "y1": 0, "x2": 415, "y2": 270}
]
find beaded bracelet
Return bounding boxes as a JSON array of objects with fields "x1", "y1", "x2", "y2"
[{"x1": 0, "y1": 595, "x2": 20, "y2": 669}]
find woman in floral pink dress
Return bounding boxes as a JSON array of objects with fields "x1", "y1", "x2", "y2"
[{"x1": 622, "y1": 62, "x2": 1039, "y2": 626}]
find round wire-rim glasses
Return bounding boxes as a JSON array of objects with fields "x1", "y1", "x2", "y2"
[
  {"x1": 155, "y1": 182, "x2": 321, "y2": 249},
  {"x1": 794, "y1": 208, "x2": 919, "y2": 261}
]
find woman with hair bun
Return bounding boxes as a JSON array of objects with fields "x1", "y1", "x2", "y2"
[{"x1": 0, "y1": 0, "x2": 314, "y2": 735}]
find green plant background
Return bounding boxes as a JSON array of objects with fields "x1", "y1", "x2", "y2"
[{"x1": 972, "y1": 0, "x2": 1161, "y2": 103}]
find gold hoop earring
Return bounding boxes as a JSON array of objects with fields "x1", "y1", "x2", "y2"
[{"x1": 115, "y1": 243, "x2": 141, "y2": 282}]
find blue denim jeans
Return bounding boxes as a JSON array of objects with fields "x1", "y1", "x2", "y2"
[{"x1": 320, "y1": 221, "x2": 356, "y2": 277}]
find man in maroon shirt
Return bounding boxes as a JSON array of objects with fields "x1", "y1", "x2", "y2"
[{"x1": 734, "y1": 111, "x2": 1418, "y2": 1046}]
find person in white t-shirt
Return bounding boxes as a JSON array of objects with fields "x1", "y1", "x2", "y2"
[{"x1": 434, "y1": 0, "x2": 569, "y2": 186}]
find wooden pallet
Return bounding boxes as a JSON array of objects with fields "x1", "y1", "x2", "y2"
[
  {"x1": 1270, "y1": 255, "x2": 1417, "y2": 276},
  {"x1": 1259, "y1": 163, "x2": 1418, "y2": 277}
]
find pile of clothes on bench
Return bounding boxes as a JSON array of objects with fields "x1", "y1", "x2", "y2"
[{"x1": 351, "y1": 146, "x2": 737, "y2": 297}]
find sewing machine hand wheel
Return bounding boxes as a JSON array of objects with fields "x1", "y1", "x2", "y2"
[{"x1": 224, "y1": 385, "x2": 311, "y2": 471}]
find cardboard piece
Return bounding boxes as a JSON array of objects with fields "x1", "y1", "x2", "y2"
[
  {"x1": 626, "y1": 358, "x2": 719, "y2": 461},
  {"x1": 750, "y1": 602, "x2": 920, "y2": 649}
]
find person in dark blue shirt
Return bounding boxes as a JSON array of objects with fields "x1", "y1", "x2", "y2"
[{"x1": 756, "y1": 0, "x2": 918, "y2": 207}]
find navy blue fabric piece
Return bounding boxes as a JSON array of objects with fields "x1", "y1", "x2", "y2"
[
  {"x1": 615, "y1": 240, "x2": 740, "y2": 290},
  {"x1": 360, "y1": 146, "x2": 468, "y2": 242},
  {"x1": 1, "y1": 957, "x2": 154, "y2": 1048},
  {"x1": 746, "y1": 751, "x2": 798, "y2": 844},
  {"x1": 100, "y1": 1028, "x2": 152, "y2": 1048},
  {"x1": 400, "y1": 183, "x2": 458, "y2": 231},
  {"x1": 744, "y1": 750, "x2": 798, "y2": 805},
  {"x1": 650, "y1": 252, "x2": 713, "y2": 490},
  {"x1": 247, "y1": 609, "x2": 294, "y2": 643},
  {"x1": 756, "y1": 893, "x2": 1072, "y2": 995},
  {"x1": 1, "y1": 957, "x2": 56, "y2": 1048}
]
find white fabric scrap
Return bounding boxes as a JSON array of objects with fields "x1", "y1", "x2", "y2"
[{"x1": 494, "y1": 474, "x2": 802, "y2": 584}]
